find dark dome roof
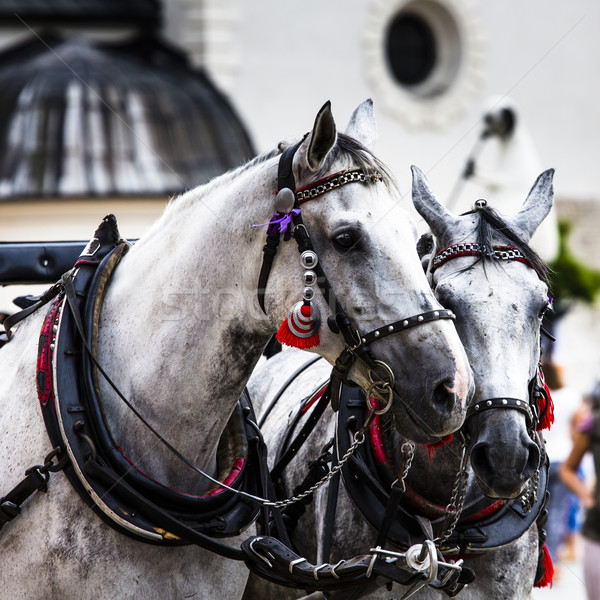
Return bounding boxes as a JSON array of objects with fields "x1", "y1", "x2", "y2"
[
  {"x1": 0, "y1": 34, "x2": 255, "y2": 198},
  {"x1": 0, "y1": 0, "x2": 161, "y2": 27}
]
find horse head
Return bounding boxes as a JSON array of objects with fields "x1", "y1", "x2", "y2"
[
  {"x1": 412, "y1": 166, "x2": 554, "y2": 498},
  {"x1": 263, "y1": 101, "x2": 472, "y2": 443}
]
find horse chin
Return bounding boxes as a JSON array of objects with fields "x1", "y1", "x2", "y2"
[
  {"x1": 390, "y1": 406, "x2": 449, "y2": 445},
  {"x1": 388, "y1": 383, "x2": 467, "y2": 444},
  {"x1": 473, "y1": 472, "x2": 529, "y2": 500}
]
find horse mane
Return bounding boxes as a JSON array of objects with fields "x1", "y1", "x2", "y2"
[
  {"x1": 315, "y1": 133, "x2": 397, "y2": 192},
  {"x1": 167, "y1": 132, "x2": 398, "y2": 219},
  {"x1": 473, "y1": 204, "x2": 548, "y2": 282}
]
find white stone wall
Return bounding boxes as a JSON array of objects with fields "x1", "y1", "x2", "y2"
[
  {"x1": 161, "y1": 0, "x2": 600, "y2": 393},
  {"x1": 163, "y1": 0, "x2": 241, "y2": 94},
  {"x1": 164, "y1": 0, "x2": 599, "y2": 208}
]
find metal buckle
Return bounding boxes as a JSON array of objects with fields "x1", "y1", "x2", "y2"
[{"x1": 248, "y1": 537, "x2": 273, "y2": 569}]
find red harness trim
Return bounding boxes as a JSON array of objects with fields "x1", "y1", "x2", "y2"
[
  {"x1": 369, "y1": 412, "x2": 387, "y2": 465},
  {"x1": 207, "y1": 457, "x2": 245, "y2": 497},
  {"x1": 36, "y1": 295, "x2": 64, "y2": 407},
  {"x1": 460, "y1": 499, "x2": 506, "y2": 523},
  {"x1": 301, "y1": 381, "x2": 329, "y2": 414},
  {"x1": 36, "y1": 294, "x2": 247, "y2": 501},
  {"x1": 367, "y1": 412, "x2": 506, "y2": 522},
  {"x1": 117, "y1": 447, "x2": 247, "y2": 499}
]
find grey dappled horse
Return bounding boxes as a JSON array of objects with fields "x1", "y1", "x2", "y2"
[{"x1": 244, "y1": 167, "x2": 554, "y2": 600}]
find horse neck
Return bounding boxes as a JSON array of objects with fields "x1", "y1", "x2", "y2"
[{"x1": 96, "y1": 160, "x2": 277, "y2": 491}]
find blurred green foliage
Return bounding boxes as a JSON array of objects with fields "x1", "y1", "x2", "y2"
[{"x1": 548, "y1": 220, "x2": 600, "y2": 307}]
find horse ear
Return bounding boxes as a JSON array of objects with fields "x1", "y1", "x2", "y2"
[
  {"x1": 345, "y1": 99, "x2": 377, "y2": 150},
  {"x1": 306, "y1": 101, "x2": 337, "y2": 171},
  {"x1": 509, "y1": 169, "x2": 555, "y2": 242},
  {"x1": 411, "y1": 165, "x2": 454, "y2": 240}
]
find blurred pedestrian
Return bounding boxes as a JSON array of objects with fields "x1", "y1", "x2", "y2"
[
  {"x1": 543, "y1": 361, "x2": 584, "y2": 561},
  {"x1": 560, "y1": 381, "x2": 600, "y2": 600}
]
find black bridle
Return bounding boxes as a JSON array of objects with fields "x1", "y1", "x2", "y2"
[
  {"x1": 429, "y1": 242, "x2": 549, "y2": 433},
  {"x1": 257, "y1": 141, "x2": 456, "y2": 407}
]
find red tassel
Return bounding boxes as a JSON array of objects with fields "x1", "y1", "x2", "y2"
[
  {"x1": 534, "y1": 545, "x2": 554, "y2": 588},
  {"x1": 423, "y1": 433, "x2": 453, "y2": 461},
  {"x1": 276, "y1": 303, "x2": 320, "y2": 349},
  {"x1": 536, "y1": 369, "x2": 554, "y2": 431}
]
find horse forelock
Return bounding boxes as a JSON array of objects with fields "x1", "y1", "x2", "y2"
[
  {"x1": 471, "y1": 206, "x2": 548, "y2": 283},
  {"x1": 318, "y1": 133, "x2": 397, "y2": 192}
]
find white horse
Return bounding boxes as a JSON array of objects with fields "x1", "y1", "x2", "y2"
[
  {"x1": 244, "y1": 166, "x2": 554, "y2": 599},
  {"x1": 0, "y1": 101, "x2": 472, "y2": 600}
]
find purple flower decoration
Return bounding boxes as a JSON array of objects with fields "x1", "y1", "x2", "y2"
[{"x1": 254, "y1": 209, "x2": 301, "y2": 241}]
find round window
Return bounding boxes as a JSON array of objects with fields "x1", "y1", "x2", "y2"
[
  {"x1": 386, "y1": 13, "x2": 436, "y2": 87},
  {"x1": 363, "y1": 0, "x2": 485, "y2": 128}
]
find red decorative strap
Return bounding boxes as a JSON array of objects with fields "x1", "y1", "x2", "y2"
[
  {"x1": 36, "y1": 295, "x2": 64, "y2": 407},
  {"x1": 536, "y1": 367, "x2": 554, "y2": 431},
  {"x1": 369, "y1": 411, "x2": 387, "y2": 465},
  {"x1": 301, "y1": 381, "x2": 329, "y2": 414},
  {"x1": 118, "y1": 447, "x2": 246, "y2": 499}
]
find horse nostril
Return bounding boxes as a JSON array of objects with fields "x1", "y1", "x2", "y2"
[
  {"x1": 523, "y1": 441, "x2": 540, "y2": 478},
  {"x1": 431, "y1": 379, "x2": 457, "y2": 412},
  {"x1": 470, "y1": 442, "x2": 492, "y2": 478}
]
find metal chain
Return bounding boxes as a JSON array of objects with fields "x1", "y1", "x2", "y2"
[
  {"x1": 520, "y1": 467, "x2": 540, "y2": 513},
  {"x1": 265, "y1": 413, "x2": 375, "y2": 509},
  {"x1": 295, "y1": 169, "x2": 382, "y2": 202},
  {"x1": 438, "y1": 444, "x2": 469, "y2": 543},
  {"x1": 394, "y1": 442, "x2": 415, "y2": 492}
]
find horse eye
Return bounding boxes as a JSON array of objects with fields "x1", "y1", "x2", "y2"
[
  {"x1": 538, "y1": 302, "x2": 551, "y2": 319},
  {"x1": 333, "y1": 231, "x2": 356, "y2": 251}
]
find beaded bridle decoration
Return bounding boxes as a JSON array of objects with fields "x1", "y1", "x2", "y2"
[{"x1": 432, "y1": 243, "x2": 534, "y2": 272}]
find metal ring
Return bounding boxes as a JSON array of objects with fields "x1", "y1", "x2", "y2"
[
  {"x1": 367, "y1": 359, "x2": 395, "y2": 389},
  {"x1": 366, "y1": 547, "x2": 380, "y2": 579},
  {"x1": 366, "y1": 382, "x2": 393, "y2": 415},
  {"x1": 353, "y1": 431, "x2": 366, "y2": 444}
]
